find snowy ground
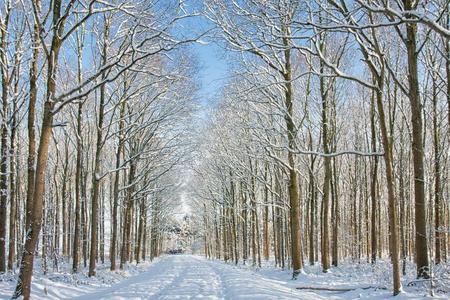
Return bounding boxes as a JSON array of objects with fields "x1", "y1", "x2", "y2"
[
  {"x1": 251, "y1": 258, "x2": 449, "y2": 300},
  {"x1": 71, "y1": 255, "x2": 312, "y2": 300},
  {"x1": 0, "y1": 259, "x2": 155, "y2": 299},
  {"x1": 1, "y1": 255, "x2": 448, "y2": 299}
]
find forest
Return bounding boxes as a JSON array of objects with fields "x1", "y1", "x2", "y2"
[{"x1": 0, "y1": 0, "x2": 449, "y2": 299}]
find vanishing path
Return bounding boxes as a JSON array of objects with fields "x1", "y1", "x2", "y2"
[{"x1": 73, "y1": 255, "x2": 327, "y2": 300}]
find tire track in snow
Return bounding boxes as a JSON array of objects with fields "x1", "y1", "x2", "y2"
[
  {"x1": 72, "y1": 255, "x2": 335, "y2": 300},
  {"x1": 72, "y1": 256, "x2": 186, "y2": 300},
  {"x1": 199, "y1": 256, "x2": 326, "y2": 300}
]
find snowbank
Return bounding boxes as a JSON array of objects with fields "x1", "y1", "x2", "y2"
[{"x1": 0, "y1": 258, "x2": 155, "y2": 299}]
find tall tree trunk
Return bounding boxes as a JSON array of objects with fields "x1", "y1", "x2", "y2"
[
  {"x1": 53, "y1": 164, "x2": 60, "y2": 267},
  {"x1": 374, "y1": 73, "x2": 402, "y2": 294},
  {"x1": 319, "y1": 35, "x2": 331, "y2": 272},
  {"x1": 88, "y1": 18, "x2": 110, "y2": 277},
  {"x1": 120, "y1": 161, "x2": 136, "y2": 269},
  {"x1": 142, "y1": 214, "x2": 147, "y2": 261},
  {"x1": 331, "y1": 161, "x2": 339, "y2": 267},
  {"x1": 241, "y1": 183, "x2": 247, "y2": 264},
  {"x1": 283, "y1": 25, "x2": 303, "y2": 278},
  {"x1": 404, "y1": 0, "x2": 429, "y2": 277},
  {"x1": 370, "y1": 89, "x2": 379, "y2": 264},
  {"x1": 135, "y1": 198, "x2": 145, "y2": 264},
  {"x1": 72, "y1": 100, "x2": 83, "y2": 272},
  {"x1": 110, "y1": 79, "x2": 126, "y2": 270},
  {"x1": 13, "y1": 1, "x2": 64, "y2": 297},
  {"x1": 25, "y1": 0, "x2": 39, "y2": 237},
  {"x1": 100, "y1": 186, "x2": 105, "y2": 264},
  {"x1": 308, "y1": 157, "x2": 316, "y2": 265},
  {"x1": 82, "y1": 166, "x2": 88, "y2": 268},
  {"x1": 0, "y1": 2, "x2": 10, "y2": 273},
  {"x1": 7, "y1": 62, "x2": 18, "y2": 271},
  {"x1": 61, "y1": 139, "x2": 69, "y2": 256},
  {"x1": 446, "y1": 12, "x2": 450, "y2": 145},
  {"x1": 432, "y1": 75, "x2": 441, "y2": 264},
  {"x1": 399, "y1": 137, "x2": 407, "y2": 275},
  {"x1": 263, "y1": 165, "x2": 270, "y2": 261},
  {"x1": 72, "y1": 24, "x2": 85, "y2": 273}
]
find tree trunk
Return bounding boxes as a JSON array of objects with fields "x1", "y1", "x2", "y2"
[
  {"x1": 82, "y1": 166, "x2": 88, "y2": 268},
  {"x1": 110, "y1": 80, "x2": 126, "y2": 270},
  {"x1": 370, "y1": 89, "x2": 379, "y2": 264},
  {"x1": 13, "y1": 1, "x2": 64, "y2": 296},
  {"x1": 241, "y1": 183, "x2": 247, "y2": 264},
  {"x1": 404, "y1": 5, "x2": 429, "y2": 277},
  {"x1": 88, "y1": 18, "x2": 110, "y2": 277},
  {"x1": 25, "y1": 2, "x2": 39, "y2": 236},
  {"x1": 61, "y1": 139, "x2": 69, "y2": 257},
  {"x1": 283, "y1": 28, "x2": 303, "y2": 277},
  {"x1": 135, "y1": 198, "x2": 145, "y2": 264},
  {"x1": 263, "y1": 165, "x2": 270, "y2": 261},
  {"x1": 72, "y1": 102, "x2": 83, "y2": 272},
  {"x1": 7, "y1": 68, "x2": 18, "y2": 271},
  {"x1": 331, "y1": 161, "x2": 339, "y2": 267},
  {"x1": 319, "y1": 37, "x2": 331, "y2": 272},
  {"x1": 432, "y1": 75, "x2": 441, "y2": 264},
  {"x1": 308, "y1": 159, "x2": 316, "y2": 265},
  {"x1": 374, "y1": 75, "x2": 402, "y2": 295},
  {"x1": 0, "y1": 5, "x2": 10, "y2": 273},
  {"x1": 120, "y1": 161, "x2": 136, "y2": 269}
]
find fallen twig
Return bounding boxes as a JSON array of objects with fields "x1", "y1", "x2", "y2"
[{"x1": 296, "y1": 286, "x2": 388, "y2": 292}]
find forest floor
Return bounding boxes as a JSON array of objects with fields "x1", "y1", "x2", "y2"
[{"x1": 0, "y1": 255, "x2": 449, "y2": 299}]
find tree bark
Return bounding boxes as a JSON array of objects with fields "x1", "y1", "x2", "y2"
[
  {"x1": 283, "y1": 27, "x2": 303, "y2": 277},
  {"x1": 110, "y1": 78, "x2": 127, "y2": 270},
  {"x1": 374, "y1": 76, "x2": 402, "y2": 295},
  {"x1": 88, "y1": 18, "x2": 110, "y2": 277},
  {"x1": 319, "y1": 35, "x2": 331, "y2": 272},
  {"x1": 370, "y1": 89, "x2": 378, "y2": 264},
  {"x1": 432, "y1": 74, "x2": 441, "y2": 264},
  {"x1": 72, "y1": 24, "x2": 84, "y2": 273},
  {"x1": 7, "y1": 60, "x2": 18, "y2": 271},
  {"x1": 263, "y1": 165, "x2": 270, "y2": 261},
  {"x1": 72, "y1": 100, "x2": 83, "y2": 273},
  {"x1": 0, "y1": 2, "x2": 10, "y2": 273},
  {"x1": 14, "y1": 59, "x2": 58, "y2": 299},
  {"x1": 25, "y1": 0, "x2": 39, "y2": 237},
  {"x1": 13, "y1": 1, "x2": 64, "y2": 297},
  {"x1": 404, "y1": 0, "x2": 429, "y2": 277},
  {"x1": 135, "y1": 198, "x2": 145, "y2": 264},
  {"x1": 120, "y1": 161, "x2": 136, "y2": 269}
]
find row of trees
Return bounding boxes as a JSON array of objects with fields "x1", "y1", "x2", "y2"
[
  {"x1": 191, "y1": 0, "x2": 450, "y2": 296},
  {"x1": 0, "y1": 1, "x2": 198, "y2": 299}
]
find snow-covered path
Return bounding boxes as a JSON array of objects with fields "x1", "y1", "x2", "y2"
[{"x1": 72, "y1": 255, "x2": 321, "y2": 300}]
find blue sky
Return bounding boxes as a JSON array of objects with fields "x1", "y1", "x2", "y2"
[
  {"x1": 174, "y1": 6, "x2": 229, "y2": 107},
  {"x1": 193, "y1": 41, "x2": 228, "y2": 103}
]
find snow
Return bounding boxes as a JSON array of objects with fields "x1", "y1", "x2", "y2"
[
  {"x1": 0, "y1": 259, "x2": 155, "y2": 300},
  {"x1": 1, "y1": 255, "x2": 448, "y2": 299},
  {"x1": 253, "y1": 259, "x2": 442, "y2": 300},
  {"x1": 71, "y1": 255, "x2": 312, "y2": 300}
]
